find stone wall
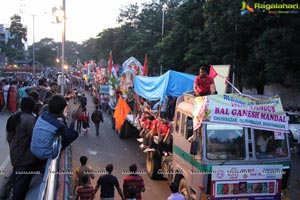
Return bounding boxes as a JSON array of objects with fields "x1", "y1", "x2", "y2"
[{"x1": 243, "y1": 84, "x2": 300, "y2": 109}]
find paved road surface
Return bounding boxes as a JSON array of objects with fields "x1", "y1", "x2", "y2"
[
  {"x1": 0, "y1": 113, "x2": 13, "y2": 199},
  {"x1": 70, "y1": 93, "x2": 170, "y2": 200}
]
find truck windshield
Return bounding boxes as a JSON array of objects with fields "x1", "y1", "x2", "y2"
[
  {"x1": 206, "y1": 124, "x2": 245, "y2": 160},
  {"x1": 254, "y1": 129, "x2": 288, "y2": 159}
]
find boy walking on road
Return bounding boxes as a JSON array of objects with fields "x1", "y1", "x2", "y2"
[
  {"x1": 75, "y1": 175, "x2": 94, "y2": 200},
  {"x1": 91, "y1": 105, "x2": 104, "y2": 136},
  {"x1": 92, "y1": 163, "x2": 124, "y2": 200},
  {"x1": 74, "y1": 155, "x2": 95, "y2": 195},
  {"x1": 123, "y1": 163, "x2": 145, "y2": 200}
]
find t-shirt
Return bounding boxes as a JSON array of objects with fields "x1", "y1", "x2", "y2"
[
  {"x1": 97, "y1": 173, "x2": 120, "y2": 198},
  {"x1": 76, "y1": 185, "x2": 94, "y2": 200},
  {"x1": 123, "y1": 174, "x2": 144, "y2": 200},
  {"x1": 194, "y1": 75, "x2": 214, "y2": 94},
  {"x1": 160, "y1": 122, "x2": 171, "y2": 136},
  {"x1": 151, "y1": 119, "x2": 159, "y2": 133},
  {"x1": 143, "y1": 120, "x2": 152, "y2": 130},
  {"x1": 167, "y1": 192, "x2": 185, "y2": 200}
]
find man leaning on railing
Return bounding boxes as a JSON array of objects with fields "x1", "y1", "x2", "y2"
[{"x1": 30, "y1": 94, "x2": 79, "y2": 161}]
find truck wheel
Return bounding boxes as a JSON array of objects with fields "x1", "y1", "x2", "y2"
[
  {"x1": 179, "y1": 178, "x2": 190, "y2": 200},
  {"x1": 146, "y1": 152, "x2": 162, "y2": 180}
]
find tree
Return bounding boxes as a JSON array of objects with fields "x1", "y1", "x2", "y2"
[
  {"x1": 28, "y1": 38, "x2": 57, "y2": 66},
  {"x1": 159, "y1": 0, "x2": 205, "y2": 73},
  {"x1": 6, "y1": 14, "x2": 27, "y2": 61},
  {"x1": 77, "y1": 0, "x2": 300, "y2": 94}
]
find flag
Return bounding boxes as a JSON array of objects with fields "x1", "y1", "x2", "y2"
[
  {"x1": 113, "y1": 96, "x2": 131, "y2": 132},
  {"x1": 142, "y1": 53, "x2": 148, "y2": 76},
  {"x1": 209, "y1": 65, "x2": 218, "y2": 79},
  {"x1": 107, "y1": 51, "x2": 113, "y2": 76}
]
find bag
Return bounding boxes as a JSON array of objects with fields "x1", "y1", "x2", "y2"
[
  {"x1": 80, "y1": 111, "x2": 89, "y2": 123},
  {"x1": 91, "y1": 110, "x2": 103, "y2": 123}
]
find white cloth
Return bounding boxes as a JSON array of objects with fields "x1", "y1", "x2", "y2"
[
  {"x1": 167, "y1": 193, "x2": 185, "y2": 200},
  {"x1": 256, "y1": 135, "x2": 270, "y2": 152},
  {"x1": 3, "y1": 84, "x2": 10, "y2": 104}
]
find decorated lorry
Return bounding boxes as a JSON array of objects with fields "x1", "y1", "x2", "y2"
[
  {"x1": 146, "y1": 92, "x2": 290, "y2": 200},
  {"x1": 112, "y1": 67, "x2": 291, "y2": 199}
]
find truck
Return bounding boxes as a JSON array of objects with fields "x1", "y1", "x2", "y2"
[{"x1": 116, "y1": 91, "x2": 291, "y2": 200}]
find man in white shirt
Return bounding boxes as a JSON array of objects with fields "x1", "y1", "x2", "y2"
[
  {"x1": 2, "y1": 80, "x2": 10, "y2": 111},
  {"x1": 256, "y1": 131, "x2": 272, "y2": 154},
  {"x1": 167, "y1": 182, "x2": 185, "y2": 200}
]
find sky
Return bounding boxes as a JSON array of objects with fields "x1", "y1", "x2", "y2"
[{"x1": 0, "y1": 0, "x2": 150, "y2": 45}]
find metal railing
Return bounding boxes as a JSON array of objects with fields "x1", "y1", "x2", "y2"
[{"x1": 37, "y1": 136, "x2": 65, "y2": 200}]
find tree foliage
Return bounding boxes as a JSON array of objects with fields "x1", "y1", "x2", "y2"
[
  {"x1": 4, "y1": 0, "x2": 300, "y2": 93},
  {"x1": 5, "y1": 14, "x2": 27, "y2": 61}
]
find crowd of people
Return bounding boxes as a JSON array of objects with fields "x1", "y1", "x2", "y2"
[
  {"x1": 3, "y1": 65, "x2": 216, "y2": 199},
  {"x1": 73, "y1": 155, "x2": 184, "y2": 200},
  {"x1": 73, "y1": 156, "x2": 145, "y2": 200},
  {"x1": 3, "y1": 73, "x2": 81, "y2": 199}
]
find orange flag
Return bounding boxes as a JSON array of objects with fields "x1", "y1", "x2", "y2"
[
  {"x1": 142, "y1": 53, "x2": 148, "y2": 76},
  {"x1": 113, "y1": 96, "x2": 131, "y2": 132},
  {"x1": 209, "y1": 65, "x2": 218, "y2": 79},
  {"x1": 107, "y1": 51, "x2": 113, "y2": 76}
]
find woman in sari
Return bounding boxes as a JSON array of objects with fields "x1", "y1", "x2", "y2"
[{"x1": 8, "y1": 81, "x2": 18, "y2": 113}]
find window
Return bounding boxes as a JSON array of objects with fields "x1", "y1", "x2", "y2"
[
  {"x1": 288, "y1": 113, "x2": 300, "y2": 124},
  {"x1": 254, "y1": 130, "x2": 288, "y2": 159},
  {"x1": 186, "y1": 117, "x2": 193, "y2": 140},
  {"x1": 175, "y1": 111, "x2": 180, "y2": 133},
  {"x1": 180, "y1": 113, "x2": 186, "y2": 137},
  {"x1": 206, "y1": 124, "x2": 245, "y2": 160}
]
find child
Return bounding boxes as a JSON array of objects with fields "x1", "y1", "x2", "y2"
[
  {"x1": 75, "y1": 175, "x2": 94, "y2": 200},
  {"x1": 80, "y1": 107, "x2": 90, "y2": 135},
  {"x1": 74, "y1": 155, "x2": 95, "y2": 194}
]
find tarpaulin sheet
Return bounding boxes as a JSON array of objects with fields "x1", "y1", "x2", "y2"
[{"x1": 134, "y1": 70, "x2": 195, "y2": 101}]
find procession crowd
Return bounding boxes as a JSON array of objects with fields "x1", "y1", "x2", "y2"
[{"x1": 2, "y1": 66, "x2": 218, "y2": 200}]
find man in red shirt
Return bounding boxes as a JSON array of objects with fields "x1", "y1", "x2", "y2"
[
  {"x1": 123, "y1": 163, "x2": 145, "y2": 200},
  {"x1": 193, "y1": 67, "x2": 216, "y2": 96},
  {"x1": 75, "y1": 175, "x2": 94, "y2": 200},
  {"x1": 157, "y1": 114, "x2": 172, "y2": 155}
]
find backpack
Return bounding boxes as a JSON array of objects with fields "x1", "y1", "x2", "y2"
[
  {"x1": 91, "y1": 110, "x2": 103, "y2": 123},
  {"x1": 80, "y1": 111, "x2": 89, "y2": 123}
]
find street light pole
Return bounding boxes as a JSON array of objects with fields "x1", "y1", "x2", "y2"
[
  {"x1": 52, "y1": 2, "x2": 66, "y2": 95},
  {"x1": 160, "y1": 3, "x2": 168, "y2": 75},
  {"x1": 32, "y1": 15, "x2": 36, "y2": 74},
  {"x1": 61, "y1": 0, "x2": 66, "y2": 95},
  {"x1": 21, "y1": 12, "x2": 47, "y2": 74}
]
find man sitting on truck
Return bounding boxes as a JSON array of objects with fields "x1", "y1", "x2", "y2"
[
  {"x1": 157, "y1": 113, "x2": 172, "y2": 155},
  {"x1": 194, "y1": 66, "x2": 216, "y2": 96},
  {"x1": 138, "y1": 114, "x2": 152, "y2": 150},
  {"x1": 142, "y1": 115, "x2": 159, "y2": 153}
]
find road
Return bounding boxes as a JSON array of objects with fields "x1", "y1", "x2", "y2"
[
  {"x1": 0, "y1": 112, "x2": 13, "y2": 199},
  {"x1": 70, "y1": 92, "x2": 170, "y2": 200}
]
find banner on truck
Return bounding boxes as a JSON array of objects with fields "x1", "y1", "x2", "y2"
[
  {"x1": 211, "y1": 165, "x2": 282, "y2": 200},
  {"x1": 192, "y1": 94, "x2": 289, "y2": 132}
]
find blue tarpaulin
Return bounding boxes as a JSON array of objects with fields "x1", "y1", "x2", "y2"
[{"x1": 134, "y1": 70, "x2": 196, "y2": 101}]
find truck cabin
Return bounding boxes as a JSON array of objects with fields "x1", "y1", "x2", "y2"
[{"x1": 173, "y1": 93, "x2": 291, "y2": 199}]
